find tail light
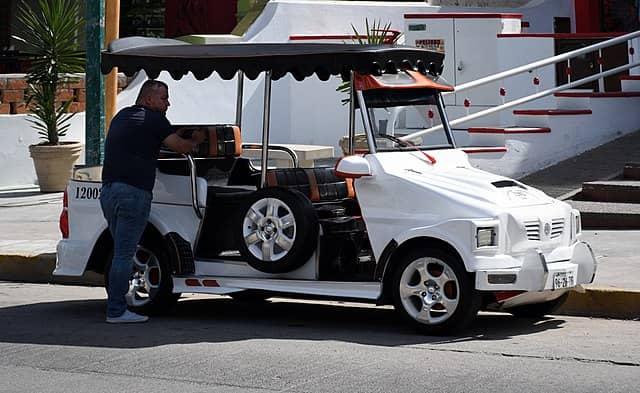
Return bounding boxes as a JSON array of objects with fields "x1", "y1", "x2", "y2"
[{"x1": 59, "y1": 188, "x2": 69, "y2": 238}]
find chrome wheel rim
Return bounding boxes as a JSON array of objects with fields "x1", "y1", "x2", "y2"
[
  {"x1": 126, "y1": 245, "x2": 161, "y2": 307},
  {"x1": 399, "y1": 257, "x2": 460, "y2": 325},
  {"x1": 242, "y1": 197, "x2": 296, "y2": 261}
]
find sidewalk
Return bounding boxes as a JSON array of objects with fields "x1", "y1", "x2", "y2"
[{"x1": 1, "y1": 131, "x2": 639, "y2": 318}]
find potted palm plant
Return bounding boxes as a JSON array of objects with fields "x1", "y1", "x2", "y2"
[
  {"x1": 14, "y1": 0, "x2": 85, "y2": 192},
  {"x1": 337, "y1": 20, "x2": 402, "y2": 155}
]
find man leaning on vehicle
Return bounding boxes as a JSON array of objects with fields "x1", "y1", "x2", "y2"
[{"x1": 100, "y1": 79, "x2": 205, "y2": 324}]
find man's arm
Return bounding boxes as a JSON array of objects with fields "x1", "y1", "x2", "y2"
[{"x1": 162, "y1": 130, "x2": 206, "y2": 154}]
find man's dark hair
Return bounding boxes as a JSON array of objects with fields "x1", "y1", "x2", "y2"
[{"x1": 135, "y1": 80, "x2": 169, "y2": 104}]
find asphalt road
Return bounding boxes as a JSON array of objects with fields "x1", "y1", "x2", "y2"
[{"x1": 0, "y1": 282, "x2": 638, "y2": 393}]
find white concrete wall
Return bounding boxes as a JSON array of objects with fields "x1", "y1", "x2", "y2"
[
  {"x1": 496, "y1": 34, "x2": 557, "y2": 126},
  {"x1": 0, "y1": 0, "x2": 614, "y2": 188},
  {"x1": 0, "y1": 113, "x2": 85, "y2": 188},
  {"x1": 631, "y1": 38, "x2": 640, "y2": 76}
]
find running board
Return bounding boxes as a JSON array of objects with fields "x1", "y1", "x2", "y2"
[{"x1": 173, "y1": 276, "x2": 382, "y2": 300}]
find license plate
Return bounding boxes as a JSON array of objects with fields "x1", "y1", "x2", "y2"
[{"x1": 553, "y1": 271, "x2": 575, "y2": 289}]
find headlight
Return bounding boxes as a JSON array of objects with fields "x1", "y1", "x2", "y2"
[{"x1": 476, "y1": 227, "x2": 497, "y2": 248}]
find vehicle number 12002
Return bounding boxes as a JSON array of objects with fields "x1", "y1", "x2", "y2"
[{"x1": 74, "y1": 186, "x2": 101, "y2": 200}]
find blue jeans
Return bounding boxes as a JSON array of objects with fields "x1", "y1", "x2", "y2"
[{"x1": 100, "y1": 182, "x2": 152, "y2": 318}]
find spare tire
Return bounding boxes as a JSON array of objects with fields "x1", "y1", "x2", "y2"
[{"x1": 237, "y1": 188, "x2": 319, "y2": 273}]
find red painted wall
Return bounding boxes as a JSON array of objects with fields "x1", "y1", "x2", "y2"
[
  {"x1": 575, "y1": 0, "x2": 602, "y2": 33},
  {"x1": 165, "y1": 0, "x2": 238, "y2": 38}
]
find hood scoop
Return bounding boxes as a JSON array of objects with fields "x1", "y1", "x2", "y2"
[{"x1": 492, "y1": 180, "x2": 525, "y2": 189}]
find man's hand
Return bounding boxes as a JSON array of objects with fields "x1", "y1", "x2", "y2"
[
  {"x1": 191, "y1": 129, "x2": 206, "y2": 145},
  {"x1": 163, "y1": 129, "x2": 206, "y2": 154}
]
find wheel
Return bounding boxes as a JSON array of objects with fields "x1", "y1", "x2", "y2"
[
  {"x1": 237, "y1": 188, "x2": 319, "y2": 274},
  {"x1": 507, "y1": 293, "x2": 569, "y2": 318},
  {"x1": 104, "y1": 236, "x2": 179, "y2": 315},
  {"x1": 392, "y1": 247, "x2": 480, "y2": 335},
  {"x1": 229, "y1": 290, "x2": 272, "y2": 303}
]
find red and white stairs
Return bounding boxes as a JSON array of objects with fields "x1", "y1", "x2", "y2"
[{"x1": 464, "y1": 76, "x2": 640, "y2": 179}]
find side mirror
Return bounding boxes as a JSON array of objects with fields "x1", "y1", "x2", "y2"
[{"x1": 334, "y1": 155, "x2": 372, "y2": 178}]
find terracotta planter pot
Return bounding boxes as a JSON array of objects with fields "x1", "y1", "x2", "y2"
[{"x1": 29, "y1": 142, "x2": 84, "y2": 192}]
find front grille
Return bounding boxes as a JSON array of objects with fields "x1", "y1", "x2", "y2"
[
  {"x1": 550, "y1": 218, "x2": 564, "y2": 239},
  {"x1": 523, "y1": 218, "x2": 565, "y2": 241},
  {"x1": 524, "y1": 220, "x2": 540, "y2": 241}
]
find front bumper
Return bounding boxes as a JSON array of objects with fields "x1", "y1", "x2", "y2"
[{"x1": 475, "y1": 241, "x2": 596, "y2": 291}]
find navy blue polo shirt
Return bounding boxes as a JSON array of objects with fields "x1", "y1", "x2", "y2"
[{"x1": 102, "y1": 105, "x2": 173, "y2": 192}]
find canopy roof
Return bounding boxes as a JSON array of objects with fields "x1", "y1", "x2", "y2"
[{"x1": 101, "y1": 38, "x2": 445, "y2": 81}]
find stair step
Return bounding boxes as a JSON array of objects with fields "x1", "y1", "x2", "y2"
[
  {"x1": 513, "y1": 109, "x2": 592, "y2": 115},
  {"x1": 468, "y1": 127, "x2": 551, "y2": 134},
  {"x1": 619, "y1": 75, "x2": 640, "y2": 92},
  {"x1": 624, "y1": 163, "x2": 640, "y2": 180},
  {"x1": 554, "y1": 92, "x2": 640, "y2": 98},
  {"x1": 567, "y1": 200, "x2": 640, "y2": 229},
  {"x1": 581, "y1": 181, "x2": 640, "y2": 203}
]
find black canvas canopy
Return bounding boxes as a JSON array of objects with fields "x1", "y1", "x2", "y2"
[{"x1": 101, "y1": 38, "x2": 445, "y2": 81}]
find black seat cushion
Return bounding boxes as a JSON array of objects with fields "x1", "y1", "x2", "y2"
[{"x1": 265, "y1": 167, "x2": 353, "y2": 202}]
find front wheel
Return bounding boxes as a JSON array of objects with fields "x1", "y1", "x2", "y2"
[
  {"x1": 392, "y1": 247, "x2": 480, "y2": 335},
  {"x1": 104, "y1": 237, "x2": 179, "y2": 315}
]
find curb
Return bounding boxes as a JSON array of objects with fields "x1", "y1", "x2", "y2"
[
  {"x1": 1, "y1": 253, "x2": 638, "y2": 320},
  {"x1": 557, "y1": 286, "x2": 640, "y2": 320},
  {"x1": 0, "y1": 253, "x2": 102, "y2": 286}
]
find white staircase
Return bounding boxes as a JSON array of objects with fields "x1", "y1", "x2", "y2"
[
  {"x1": 466, "y1": 76, "x2": 640, "y2": 179},
  {"x1": 441, "y1": 34, "x2": 640, "y2": 178}
]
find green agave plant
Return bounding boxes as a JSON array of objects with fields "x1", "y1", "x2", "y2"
[
  {"x1": 337, "y1": 19, "x2": 403, "y2": 104},
  {"x1": 13, "y1": 0, "x2": 85, "y2": 145}
]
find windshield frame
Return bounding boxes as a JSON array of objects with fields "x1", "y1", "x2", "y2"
[{"x1": 358, "y1": 88, "x2": 457, "y2": 153}]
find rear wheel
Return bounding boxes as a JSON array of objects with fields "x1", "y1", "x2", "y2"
[
  {"x1": 392, "y1": 247, "x2": 480, "y2": 335},
  {"x1": 104, "y1": 236, "x2": 179, "y2": 315}
]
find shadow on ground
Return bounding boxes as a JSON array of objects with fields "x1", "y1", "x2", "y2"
[{"x1": 0, "y1": 295, "x2": 565, "y2": 349}]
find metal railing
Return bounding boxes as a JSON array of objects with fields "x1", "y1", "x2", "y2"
[{"x1": 403, "y1": 30, "x2": 640, "y2": 141}]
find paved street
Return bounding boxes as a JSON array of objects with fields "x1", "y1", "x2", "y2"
[{"x1": 0, "y1": 282, "x2": 638, "y2": 393}]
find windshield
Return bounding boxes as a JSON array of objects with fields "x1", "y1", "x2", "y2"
[{"x1": 364, "y1": 104, "x2": 454, "y2": 152}]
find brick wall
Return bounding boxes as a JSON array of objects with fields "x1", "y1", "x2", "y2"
[{"x1": 0, "y1": 74, "x2": 129, "y2": 115}]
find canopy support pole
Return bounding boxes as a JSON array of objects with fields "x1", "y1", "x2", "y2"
[
  {"x1": 435, "y1": 93, "x2": 456, "y2": 148},
  {"x1": 260, "y1": 70, "x2": 272, "y2": 188},
  {"x1": 356, "y1": 90, "x2": 376, "y2": 154},
  {"x1": 348, "y1": 71, "x2": 355, "y2": 155},
  {"x1": 235, "y1": 71, "x2": 244, "y2": 127}
]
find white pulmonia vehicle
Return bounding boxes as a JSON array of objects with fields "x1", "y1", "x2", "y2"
[{"x1": 55, "y1": 38, "x2": 596, "y2": 334}]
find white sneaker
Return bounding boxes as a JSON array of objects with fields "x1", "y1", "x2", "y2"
[{"x1": 106, "y1": 310, "x2": 149, "y2": 324}]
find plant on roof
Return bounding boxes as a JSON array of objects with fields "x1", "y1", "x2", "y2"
[
  {"x1": 336, "y1": 19, "x2": 403, "y2": 104},
  {"x1": 13, "y1": 0, "x2": 86, "y2": 145}
]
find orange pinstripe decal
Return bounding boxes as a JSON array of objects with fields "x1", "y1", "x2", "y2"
[
  {"x1": 304, "y1": 169, "x2": 320, "y2": 201},
  {"x1": 232, "y1": 126, "x2": 242, "y2": 156},
  {"x1": 266, "y1": 170, "x2": 278, "y2": 187},
  {"x1": 345, "y1": 178, "x2": 355, "y2": 198}
]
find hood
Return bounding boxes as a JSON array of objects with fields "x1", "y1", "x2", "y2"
[{"x1": 376, "y1": 150, "x2": 555, "y2": 209}]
